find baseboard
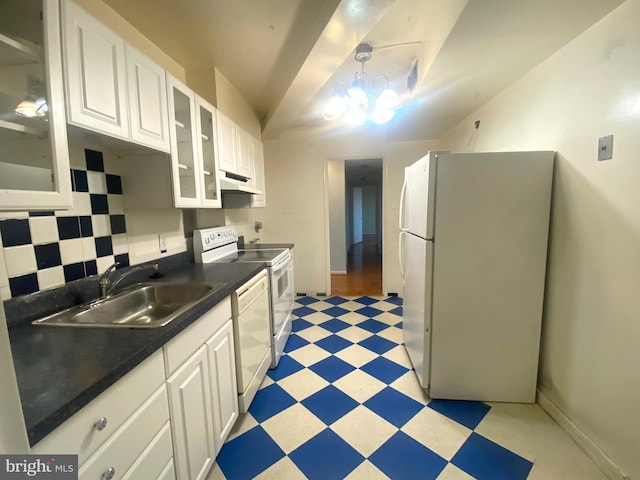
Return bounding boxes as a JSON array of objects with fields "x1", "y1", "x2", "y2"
[
  {"x1": 331, "y1": 271, "x2": 347, "y2": 275},
  {"x1": 537, "y1": 390, "x2": 628, "y2": 480}
]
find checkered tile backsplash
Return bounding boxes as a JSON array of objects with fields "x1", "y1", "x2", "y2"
[{"x1": 0, "y1": 149, "x2": 130, "y2": 299}]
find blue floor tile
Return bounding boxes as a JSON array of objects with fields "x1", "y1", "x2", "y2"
[
  {"x1": 355, "y1": 306, "x2": 384, "y2": 318},
  {"x1": 389, "y1": 306, "x2": 403, "y2": 316},
  {"x1": 284, "y1": 334, "x2": 310, "y2": 353},
  {"x1": 266, "y1": 355, "x2": 304, "y2": 381},
  {"x1": 324, "y1": 296, "x2": 349, "y2": 305},
  {"x1": 301, "y1": 385, "x2": 359, "y2": 425},
  {"x1": 357, "y1": 318, "x2": 389, "y2": 333},
  {"x1": 370, "y1": 431, "x2": 447, "y2": 480},
  {"x1": 395, "y1": 321, "x2": 403, "y2": 328},
  {"x1": 353, "y1": 296, "x2": 378, "y2": 305},
  {"x1": 293, "y1": 306, "x2": 315, "y2": 317},
  {"x1": 358, "y1": 335, "x2": 398, "y2": 354},
  {"x1": 248, "y1": 384, "x2": 297, "y2": 423},
  {"x1": 315, "y1": 334, "x2": 353, "y2": 353},
  {"x1": 290, "y1": 429, "x2": 364, "y2": 480},
  {"x1": 364, "y1": 387, "x2": 423, "y2": 428},
  {"x1": 360, "y1": 357, "x2": 408, "y2": 384},
  {"x1": 427, "y1": 399, "x2": 491, "y2": 430},
  {"x1": 384, "y1": 296, "x2": 403, "y2": 305},
  {"x1": 452, "y1": 432, "x2": 533, "y2": 480},
  {"x1": 217, "y1": 426, "x2": 285, "y2": 479},
  {"x1": 309, "y1": 356, "x2": 355, "y2": 382},
  {"x1": 318, "y1": 318, "x2": 350, "y2": 333},
  {"x1": 296, "y1": 296, "x2": 319, "y2": 305},
  {"x1": 322, "y1": 306, "x2": 350, "y2": 318},
  {"x1": 291, "y1": 318, "x2": 313, "y2": 332}
]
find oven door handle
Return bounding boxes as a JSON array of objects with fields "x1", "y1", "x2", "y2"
[{"x1": 271, "y1": 254, "x2": 292, "y2": 274}]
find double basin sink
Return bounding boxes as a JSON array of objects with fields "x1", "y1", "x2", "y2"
[{"x1": 32, "y1": 282, "x2": 226, "y2": 329}]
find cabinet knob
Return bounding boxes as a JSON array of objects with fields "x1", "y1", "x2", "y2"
[
  {"x1": 101, "y1": 467, "x2": 115, "y2": 480},
  {"x1": 94, "y1": 417, "x2": 108, "y2": 431}
]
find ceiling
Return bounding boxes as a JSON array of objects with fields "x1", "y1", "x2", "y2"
[
  {"x1": 345, "y1": 158, "x2": 383, "y2": 184},
  {"x1": 104, "y1": 0, "x2": 624, "y2": 141}
]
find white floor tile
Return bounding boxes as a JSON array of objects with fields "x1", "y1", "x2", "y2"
[
  {"x1": 287, "y1": 343, "x2": 331, "y2": 367},
  {"x1": 254, "y1": 457, "x2": 307, "y2": 479},
  {"x1": 381, "y1": 344, "x2": 412, "y2": 368},
  {"x1": 335, "y1": 344, "x2": 379, "y2": 368},
  {"x1": 344, "y1": 460, "x2": 390, "y2": 479},
  {"x1": 276, "y1": 368, "x2": 329, "y2": 402},
  {"x1": 226, "y1": 413, "x2": 258, "y2": 442},
  {"x1": 336, "y1": 311, "x2": 369, "y2": 324},
  {"x1": 260, "y1": 404, "x2": 326, "y2": 454},
  {"x1": 295, "y1": 326, "x2": 331, "y2": 344},
  {"x1": 331, "y1": 405, "x2": 398, "y2": 457},
  {"x1": 436, "y1": 463, "x2": 476, "y2": 480},
  {"x1": 337, "y1": 325, "x2": 374, "y2": 343},
  {"x1": 402, "y1": 407, "x2": 472, "y2": 460},
  {"x1": 302, "y1": 311, "x2": 333, "y2": 324},
  {"x1": 305, "y1": 300, "x2": 333, "y2": 312},
  {"x1": 390, "y1": 371, "x2": 431, "y2": 405},
  {"x1": 332, "y1": 369, "x2": 387, "y2": 403},
  {"x1": 374, "y1": 311, "x2": 403, "y2": 325},
  {"x1": 205, "y1": 462, "x2": 226, "y2": 480},
  {"x1": 377, "y1": 326, "x2": 403, "y2": 344}
]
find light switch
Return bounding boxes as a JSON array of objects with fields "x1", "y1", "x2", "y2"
[{"x1": 598, "y1": 134, "x2": 613, "y2": 161}]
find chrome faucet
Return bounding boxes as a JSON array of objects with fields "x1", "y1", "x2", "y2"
[{"x1": 99, "y1": 262, "x2": 159, "y2": 299}]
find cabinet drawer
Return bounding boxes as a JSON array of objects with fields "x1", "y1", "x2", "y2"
[
  {"x1": 79, "y1": 385, "x2": 170, "y2": 479},
  {"x1": 164, "y1": 297, "x2": 231, "y2": 377},
  {"x1": 32, "y1": 349, "x2": 165, "y2": 464},
  {"x1": 121, "y1": 422, "x2": 173, "y2": 480}
]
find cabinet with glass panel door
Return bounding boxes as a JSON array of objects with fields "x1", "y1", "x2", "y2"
[{"x1": 0, "y1": 0, "x2": 71, "y2": 210}]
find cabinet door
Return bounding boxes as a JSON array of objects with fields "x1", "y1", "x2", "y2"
[
  {"x1": 216, "y1": 111, "x2": 237, "y2": 175},
  {"x1": 62, "y1": 0, "x2": 129, "y2": 140},
  {"x1": 235, "y1": 127, "x2": 253, "y2": 179},
  {"x1": 0, "y1": 0, "x2": 72, "y2": 210},
  {"x1": 206, "y1": 320, "x2": 239, "y2": 454},
  {"x1": 166, "y1": 73, "x2": 202, "y2": 207},
  {"x1": 196, "y1": 96, "x2": 221, "y2": 208},
  {"x1": 251, "y1": 136, "x2": 266, "y2": 208},
  {"x1": 126, "y1": 45, "x2": 169, "y2": 152},
  {"x1": 167, "y1": 346, "x2": 215, "y2": 480}
]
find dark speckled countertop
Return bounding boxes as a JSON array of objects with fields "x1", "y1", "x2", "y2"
[{"x1": 9, "y1": 260, "x2": 266, "y2": 446}]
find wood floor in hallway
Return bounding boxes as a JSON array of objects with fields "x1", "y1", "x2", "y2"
[{"x1": 331, "y1": 235, "x2": 382, "y2": 296}]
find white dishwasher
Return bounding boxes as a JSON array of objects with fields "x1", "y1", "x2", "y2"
[{"x1": 232, "y1": 269, "x2": 271, "y2": 412}]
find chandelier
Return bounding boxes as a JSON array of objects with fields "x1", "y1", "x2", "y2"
[{"x1": 323, "y1": 43, "x2": 402, "y2": 125}]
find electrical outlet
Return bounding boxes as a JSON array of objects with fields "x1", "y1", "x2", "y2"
[
  {"x1": 598, "y1": 134, "x2": 613, "y2": 161},
  {"x1": 158, "y1": 234, "x2": 167, "y2": 253}
]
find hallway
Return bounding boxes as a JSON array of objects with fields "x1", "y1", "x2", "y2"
[{"x1": 331, "y1": 235, "x2": 382, "y2": 296}]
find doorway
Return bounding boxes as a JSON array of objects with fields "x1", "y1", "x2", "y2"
[{"x1": 329, "y1": 158, "x2": 383, "y2": 296}]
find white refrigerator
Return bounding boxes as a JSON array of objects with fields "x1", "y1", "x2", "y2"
[{"x1": 399, "y1": 151, "x2": 554, "y2": 403}]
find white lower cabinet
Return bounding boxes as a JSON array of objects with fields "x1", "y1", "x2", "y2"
[
  {"x1": 167, "y1": 346, "x2": 215, "y2": 480},
  {"x1": 206, "y1": 320, "x2": 239, "y2": 455}
]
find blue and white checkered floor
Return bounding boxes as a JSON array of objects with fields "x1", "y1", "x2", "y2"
[{"x1": 208, "y1": 296, "x2": 605, "y2": 480}]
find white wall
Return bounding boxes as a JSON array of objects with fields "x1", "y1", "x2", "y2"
[
  {"x1": 328, "y1": 160, "x2": 346, "y2": 273},
  {"x1": 255, "y1": 130, "x2": 440, "y2": 295},
  {"x1": 441, "y1": 1, "x2": 640, "y2": 477}
]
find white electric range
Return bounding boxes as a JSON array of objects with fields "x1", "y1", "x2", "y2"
[{"x1": 193, "y1": 226, "x2": 294, "y2": 368}]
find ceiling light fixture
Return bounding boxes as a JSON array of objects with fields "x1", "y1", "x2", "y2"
[{"x1": 323, "y1": 43, "x2": 401, "y2": 125}]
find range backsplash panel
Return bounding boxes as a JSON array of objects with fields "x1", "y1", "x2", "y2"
[{"x1": 0, "y1": 149, "x2": 130, "y2": 299}]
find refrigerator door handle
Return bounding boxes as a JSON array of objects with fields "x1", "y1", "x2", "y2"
[
  {"x1": 399, "y1": 231, "x2": 406, "y2": 280},
  {"x1": 399, "y1": 178, "x2": 408, "y2": 231}
]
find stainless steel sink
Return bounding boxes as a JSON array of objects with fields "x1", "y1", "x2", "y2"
[{"x1": 32, "y1": 282, "x2": 226, "y2": 328}]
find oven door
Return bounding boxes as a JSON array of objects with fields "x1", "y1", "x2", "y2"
[{"x1": 270, "y1": 252, "x2": 294, "y2": 333}]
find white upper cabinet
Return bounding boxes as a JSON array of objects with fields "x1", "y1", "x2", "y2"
[
  {"x1": 166, "y1": 73, "x2": 201, "y2": 208},
  {"x1": 0, "y1": 0, "x2": 72, "y2": 210},
  {"x1": 216, "y1": 110, "x2": 238, "y2": 176},
  {"x1": 62, "y1": 0, "x2": 129, "y2": 140},
  {"x1": 61, "y1": 0, "x2": 169, "y2": 152},
  {"x1": 235, "y1": 127, "x2": 253, "y2": 179},
  {"x1": 126, "y1": 44, "x2": 169, "y2": 152},
  {"x1": 196, "y1": 96, "x2": 222, "y2": 208}
]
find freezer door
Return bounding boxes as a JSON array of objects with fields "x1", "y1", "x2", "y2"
[
  {"x1": 402, "y1": 232, "x2": 433, "y2": 389},
  {"x1": 404, "y1": 153, "x2": 437, "y2": 239}
]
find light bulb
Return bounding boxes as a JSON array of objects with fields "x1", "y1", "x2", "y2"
[
  {"x1": 346, "y1": 106, "x2": 367, "y2": 125},
  {"x1": 347, "y1": 84, "x2": 368, "y2": 109},
  {"x1": 376, "y1": 88, "x2": 401, "y2": 110},
  {"x1": 371, "y1": 107, "x2": 395, "y2": 125},
  {"x1": 323, "y1": 95, "x2": 347, "y2": 120}
]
